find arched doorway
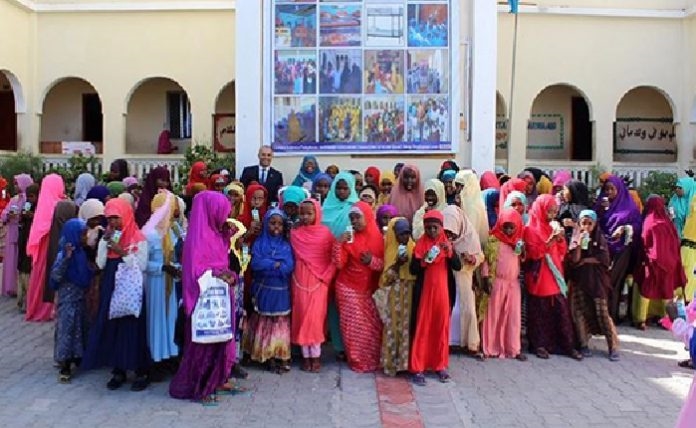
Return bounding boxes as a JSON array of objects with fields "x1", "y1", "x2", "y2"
[
  {"x1": 527, "y1": 84, "x2": 593, "y2": 161},
  {"x1": 126, "y1": 77, "x2": 191, "y2": 154},
  {"x1": 0, "y1": 71, "x2": 22, "y2": 151},
  {"x1": 614, "y1": 86, "x2": 676, "y2": 162},
  {"x1": 213, "y1": 81, "x2": 235, "y2": 153},
  {"x1": 495, "y1": 91, "x2": 507, "y2": 162},
  {"x1": 40, "y1": 77, "x2": 103, "y2": 154}
]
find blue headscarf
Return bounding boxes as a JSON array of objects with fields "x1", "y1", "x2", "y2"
[
  {"x1": 292, "y1": 155, "x2": 321, "y2": 187},
  {"x1": 311, "y1": 173, "x2": 333, "y2": 195},
  {"x1": 86, "y1": 185, "x2": 110, "y2": 204},
  {"x1": 252, "y1": 209, "x2": 294, "y2": 273},
  {"x1": 441, "y1": 169, "x2": 456, "y2": 182},
  {"x1": 504, "y1": 190, "x2": 529, "y2": 225},
  {"x1": 281, "y1": 186, "x2": 307, "y2": 207},
  {"x1": 74, "y1": 173, "x2": 96, "y2": 206},
  {"x1": 579, "y1": 209, "x2": 597, "y2": 222},
  {"x1": 50, "y1": 218, "x2": 93, "y2": 290},
  {"x1": 482, "y1": 188, "x2": 500, "y2": 229},
  {"x1": 321, "y1": 171, "x2": 358, "y2": 237},
  {"x1": 669, "y1": 177, "x2": 696, "y2": 238}
]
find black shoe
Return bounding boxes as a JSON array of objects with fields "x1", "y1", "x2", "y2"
[
  {"x1": 230, "y1": 365, "x2": 249, "y2": 380},
  {"x1": 107, "y1": 373, "x2": 126, "y2": 390},
  {"x1": 131, "y1": 376, "x2": 150, "y2": 392}
]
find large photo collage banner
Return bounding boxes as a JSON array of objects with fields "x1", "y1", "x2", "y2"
[{"x1": 271, "y1": 0, "x2": 454, "y2": 153}]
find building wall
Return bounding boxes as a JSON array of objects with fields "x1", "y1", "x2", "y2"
[
  {"x1": 34, "y1": 9, "x2": 235, "y2": 158},
  {"x1": 497, "y1": 11, "x2": 688, "y2": 172},
  {"x1": 2, "y1": 0, "x2": 696, "y2": 182}
]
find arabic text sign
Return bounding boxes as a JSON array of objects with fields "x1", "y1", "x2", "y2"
[{"x1": 614, "y1": 120, "x2": 676, "y2": 154}]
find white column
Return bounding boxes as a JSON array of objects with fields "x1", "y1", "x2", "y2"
[
  {"x1": 470, "y1": 0, "x2": 497, "y2": 173},
  {"x1": 234, "y1": 1, "x2": 263, "y2": 177},
  {"x1": 102, "y1": 96, "x2": 125, "y2": 172}
]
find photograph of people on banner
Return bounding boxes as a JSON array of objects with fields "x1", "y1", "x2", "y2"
[
  {"x1": 274, "y1": 97, "x2": 317, "y2": 144},
  {"x1": 319, "y1": 96, "x2": 362, "y2": 143},
  {"x1": 407, "y1": 4, "x2": 448, "y2": 47},
  {"x1": 319, "y1": 50, "x2": 362, "y2": 94},
  {"x1": 275, "y1": 5, "x2": 317, "y2": 48},
  {"x1": 275, "y1": 50, "x2": 318, "y2": 95},
  {"x1": 364, "y1": 50, "x2": 405, "y2": 94}
]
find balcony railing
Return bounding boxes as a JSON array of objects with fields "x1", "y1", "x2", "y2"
[
  {"x1": 526, "y1": 160, "x2": 681, "y2": 188},
  {"x1": 38, "y1": 155, "x2": 185, "y2": 183}
]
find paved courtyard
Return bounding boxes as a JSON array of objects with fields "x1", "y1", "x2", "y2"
[{"x1": 0, "y1": 296, "x2": 691, "y2": 428}]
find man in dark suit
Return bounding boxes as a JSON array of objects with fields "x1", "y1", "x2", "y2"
[{"x1": 239, "y1": 145, "x2": 284, "y2": 204}]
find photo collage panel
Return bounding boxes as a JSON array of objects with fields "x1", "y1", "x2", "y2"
[{"x1": 272, "y1": 0, "x2": 451, "y2": 150}]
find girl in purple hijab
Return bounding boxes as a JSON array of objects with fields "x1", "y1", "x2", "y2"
[
  {"x1": 376, "y1": 204, "x2": 398, "y2": 232},
  {"x1": 135, "y1": 167, "x2": 171, "y2": 227},
  {"x1": 169, "y1": 191, "x2": 237, "y2": 405},
  {"x1": 595, "y1": 174, "x2": 642, "y2": 322}
]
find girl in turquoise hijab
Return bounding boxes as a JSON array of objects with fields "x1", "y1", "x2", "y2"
[
  {"x1": 319, "y1": 171, "x2": 357, "y2": 360},
  {"x1": 669, "y1": 177, "x2": 696, "y2": 238},
  {"x1": 292, "y1": 155, "x2": 321, "y2": 188},
  {"x1": 321, "y1": 171, "x2": 358, "y2": 238}
]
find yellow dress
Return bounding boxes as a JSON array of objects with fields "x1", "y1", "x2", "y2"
[{"x1": 681, "y1": 195, "x2": 696, "y2": 301}]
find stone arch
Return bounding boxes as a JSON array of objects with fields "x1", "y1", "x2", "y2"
[
  {"x1": 527, "y1": 83, "x2": 593, "y2": 161},
  {"x1": 614, "y1": 85, "x2": 676, "y2": 162},
  {"x1": 125, "y1": 77, "x2": 191, "y2": 154},
  {"x1": 213, "y1": 81, "x2": 235, "y2": 153},
  {"x1": 40, "y1": 77, "x2": 103, "y2": 154}
]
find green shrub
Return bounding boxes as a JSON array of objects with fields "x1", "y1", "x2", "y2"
[
  {"x1": 637, "y1": 171, "x2": 677, "y2": 201},
  {"x1": 0, "y1": 152, "x2": 44, "y2": 193},
  {"x1": 178, "y1": 144, "x2": 236, "y2": 191}
]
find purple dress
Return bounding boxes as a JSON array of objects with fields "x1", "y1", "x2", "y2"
[{"x1": 169, "y1": 191, "x2": 235, "y2": 401}]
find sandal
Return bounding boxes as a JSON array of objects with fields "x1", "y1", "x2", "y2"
[
  {"x1": 635, "y1": 322, "x2": 647, "y2": 331},
  {"x1": 579, "y1": 347, "x2": 593, "y2": 358},
  {"x1": 515, "y1": 353, "x2": 528, "y2": 362},
  {"x1": 230, "y1": 365, "x2": 249, "y2": 380},
  {"x1": 535, "y1": 348, "x2": 550, "y2": 359},
  {"x1": 200, "y1": 395, "x2": 219, "y2": 407},
  {"x1": 58, "y1": 368, "x2": 72, "y2": 384},
  {"x1": 301, "y1": 358, "x2": 312, "y2": 372},
  {"x1": 437, "y1": 370, "x2": 451, "y2": 383},
  {"x1": 569, "y1": 350, "x2": 584, "y2": 361},
  {"x1": 106, "y1": 372, "x2": 126, "y2": 390},
  {"x1": 412, "y1": 372, "x2": 426, "y2": 386},
  {"x1": 131, "y1": 375, "x2": 150, "y2": 392},
  {"x1": 278, "y1": 361, "x2": 291, "y2": 373},
  {"x1": 608, "y1": 351, "x2": 620, "y2": 362},
  {"x1": 678, "y1": 359, "x2": 694, "y2": 369},
  {"x1": 311, "y1": 358, "x2": 321, "y2": 373},
  {"x1": 475, "y1": 352, "x2": 486, "y2": 362}
]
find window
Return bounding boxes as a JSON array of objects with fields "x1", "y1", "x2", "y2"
[{"x1": 167, "y1": 91, "x2": 191, "y2": 139}]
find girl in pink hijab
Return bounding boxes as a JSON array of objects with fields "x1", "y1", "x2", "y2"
[
  {"x1": 388, "y1": 164, "x2": 423, "y2": 223},
  {"x1": 26, "y1": 174, "x2": 65, "y2": 321},
  {"x1": 1, "y1": 174, "x2": 34, "y2": 296}
]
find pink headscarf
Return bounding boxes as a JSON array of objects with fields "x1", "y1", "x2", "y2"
[
  {"x1": 552, "y1": 170, "x2": 572, "y2": 188},
  {"x1": 479, "y1": 171, "x2": 500, "y2": 190},
  {"x1": 290, "y1": 199, "x2": 336, "y2": 283},
  {"x1": 27, "y1": 174, "x2": 65, "y2": 259},
  {"x1": 182, "y1": 191, "x2": 233, "y2": 316},
  {"x1": 388, "y1": 164, "x2": 423, "y2": 223}
]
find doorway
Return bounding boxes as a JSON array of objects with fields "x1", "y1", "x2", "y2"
[
  {"x1": 571, "y1": 96, "x2": 592, "y2": 160},
  {"x1": 82, "y1": 93, "x2": 103, "y2": 142},
  {"x1": 0, "y1": 92, "x2": 16, "y2": 151}
]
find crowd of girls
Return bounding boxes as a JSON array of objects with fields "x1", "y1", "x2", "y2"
[{"x1": 0, "y1": 154, "x2": 692, "y2": 404}]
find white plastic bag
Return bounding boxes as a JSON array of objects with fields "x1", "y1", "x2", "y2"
[
  {"x1": 191, "y1": 270, "x2": 233, "y2": 344},
  {"x1": 109, "y1": 254, "x2": 144, "y2": 319}
]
